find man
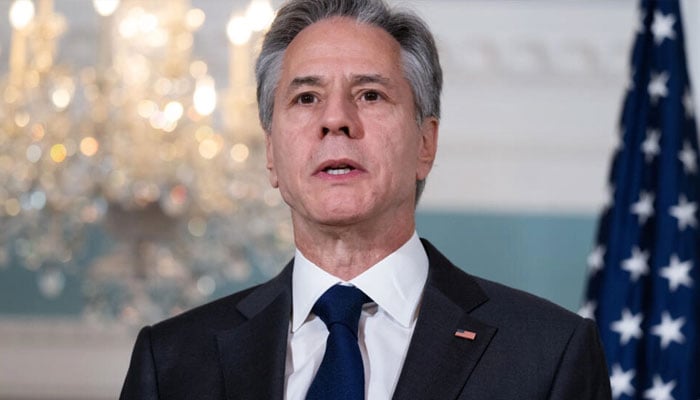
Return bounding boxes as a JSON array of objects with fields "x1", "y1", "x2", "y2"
[{"x1": 120, "y1": 0, "x2": 612, "y2": 399}]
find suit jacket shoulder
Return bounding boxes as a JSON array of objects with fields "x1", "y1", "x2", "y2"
[
  {"x1": 120, "y1": 264, "x2": 293, "y2": 400},
  {"x1": 471, "y1": 274, "x2": 584, "y2": 336},
  {"x1": 392, "y1": 239, "x2": 611, "y2": 400}
]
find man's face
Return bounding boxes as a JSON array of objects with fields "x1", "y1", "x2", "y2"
[{"x1": 266, "y1": 17, "x2": 438, "y2": 230}]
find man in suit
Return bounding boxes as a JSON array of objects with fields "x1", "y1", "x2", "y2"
[{"x1": 120, "y1": 0, "x2": 612, "y2": 398}]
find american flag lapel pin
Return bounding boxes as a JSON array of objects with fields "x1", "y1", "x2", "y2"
[{"x1": 454, "y1": 329, "x2": 477, "y2": 341}]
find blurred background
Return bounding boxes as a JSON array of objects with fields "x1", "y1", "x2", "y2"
[{"x1": 0, "y1": 0, "x2": 698, "y2": 398}]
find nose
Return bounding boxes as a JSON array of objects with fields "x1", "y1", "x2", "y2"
[
  {"x1": 322, "y1": 126, "x2": 350, "y2": 136},
  {"x1": 319, "y1": 94, "x2": 362, "y2": 139}
]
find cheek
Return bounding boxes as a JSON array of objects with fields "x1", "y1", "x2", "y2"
[
  {"x1": 270, "y1": 134, "x2": 308, "y2": 183},
  {"x1": 275, "y1": 101, "x2": 318, "y2": 133},
  {"x1": 384, "y1": 126, "x2": 422, "y2": 164}
]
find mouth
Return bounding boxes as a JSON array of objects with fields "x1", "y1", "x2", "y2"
[
  {"x1": 324, "y1": 164, "x2": 355, "y2": 175},
  {"x1": 316, "y1": 159, "x2": 363, "y2": 177}
]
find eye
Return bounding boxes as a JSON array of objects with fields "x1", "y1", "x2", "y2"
[
  {"x1": 295, "y1": 93, "x2": 317, "y2": 104},
  {"x1": 360, "y1": 91, "x2": 382, "y2": 102}
]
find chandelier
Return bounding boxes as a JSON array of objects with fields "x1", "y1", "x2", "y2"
[{"x1": 0, "y1": 0, "x2": 293, "y2": 324}]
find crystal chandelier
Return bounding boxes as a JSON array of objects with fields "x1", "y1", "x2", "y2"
[{"x1": 0, "y1": 0, "x2": 293, "y2": 325}]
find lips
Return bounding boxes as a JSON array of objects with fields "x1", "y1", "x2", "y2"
[{"x1": 315, "y1": 159, "x2": 365, "y2": 177}]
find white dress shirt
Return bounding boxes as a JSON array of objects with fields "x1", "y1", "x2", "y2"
[{"x1": 284, "y1": 232, "x2": 429, "y2": 400}]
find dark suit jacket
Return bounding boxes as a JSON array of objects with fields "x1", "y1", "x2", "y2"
[{"x1": 120, "y1": 239, "x2": 612, "y2": 399}]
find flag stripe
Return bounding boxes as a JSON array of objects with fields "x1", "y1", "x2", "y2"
[
  {"x1": 454, "y1": 330, "x2": 477, "y2": 340},
  {"x1": 583, "y1": 1, "x2": 700, "y2": 399}
]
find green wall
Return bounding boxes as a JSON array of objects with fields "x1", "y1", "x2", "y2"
[{"x1": 416, "y1": 210, "x2": 597, "y2": 312}]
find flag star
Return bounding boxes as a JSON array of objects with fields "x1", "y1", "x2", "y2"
[
  {"x1": 669, "y1": 195, "x2": 698, "y2": 230},
  {"x1": 648, "y1": 71, "x2": 669, "y2": 104},
  {"x1": 651, "y1": 311, "x2": 686, "y2": 349},
  {"x1": 660, "y1": 254, "x2": 694, "y2": 291},
  {"x1": 643, "y1": 375, "x2": 676, "y2": 400},
  {"x1": 683, "y1": 89, "x2": 695, "y2": 118},
  {"x1": 578, "y1": 300, "x2": 596, "y2": 320},
  {"x1": 622, "y1": 247, "x2": 650, "y2": 281},
  {"x1": 611, "y1": 308, "x2": 643, "y2": 345},
  {"x1": 631, "y1": 191, "x2": 655, "y2": 224},
  {"x1": 587, "y1": 245, "x2": 605, "y2": 274},
  {"x1": 651, "y1": 11, "x2": 676, "y2": 45},
  {"x1": 610, "y1": 364, "x2": 635, "y2": 399},
  {"x1": 641, "y1": 129, "x2": 661, "y2": 162},
  {"x1": 678, "y1": 141, "x2": 697, "y2": 174}
]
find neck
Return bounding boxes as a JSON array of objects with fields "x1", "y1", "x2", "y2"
[{"x1": 293, "y1": 218, "x2": 416, "y2": 281}]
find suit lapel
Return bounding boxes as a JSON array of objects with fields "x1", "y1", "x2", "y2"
[
  {"x1": 392, "y1": 240, "x2": 497, "y2": 400},
  {"x1": 216, "y1": 263, "x2": 293, "y2": 400}
]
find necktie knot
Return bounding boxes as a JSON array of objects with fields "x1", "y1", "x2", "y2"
[{"x1": 312, "y1": 285, "x2": 370, "y2": 335}]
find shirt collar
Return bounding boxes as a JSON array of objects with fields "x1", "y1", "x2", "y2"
[{"x1": 291, "y1": 232, "x2": 429, "y2": 332}]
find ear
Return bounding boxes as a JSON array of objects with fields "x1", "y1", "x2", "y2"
[
  {"x1": 416, "y1": 117, "x2": 439, "y2": 180},
  {"x1": 265, "y1": 133, "x2": 279, "y2": 188}
]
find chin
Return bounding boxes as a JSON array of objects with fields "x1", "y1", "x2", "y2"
[{"x1": 315, "y1": 210, "x2": 367, "y2": 227}]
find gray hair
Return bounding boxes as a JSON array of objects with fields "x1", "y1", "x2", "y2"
[{"x1": 255, "y1": 0, "x2": 442, "y2": 202}]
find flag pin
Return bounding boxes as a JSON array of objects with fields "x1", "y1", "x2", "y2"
[{"x1": 454, "y1": 329, "x2": 477, "y2": 340}]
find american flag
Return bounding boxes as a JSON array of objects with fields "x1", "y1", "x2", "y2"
[{"x1": 581, "y1": 1, "x2": 700, "y2": 399}]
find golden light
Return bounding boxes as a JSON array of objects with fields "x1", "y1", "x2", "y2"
[
  {"x1": 193, "y1": 76, "x2": 217, "y2": 116},
  {"x1": 9, "y1": 0, "x2": 35, "y2": 30},
  {"x1": 199, "y1": 137, "x2": 222, "y2": 159},
  {"x1": 31, "y1": 124, "x2": 45, "y2": 141},
  {"x1": 230, "y1": 143, "x2": 250, "y2": 163},
  {"x1": 175, "y1": 31, "x2": 193, "y2": 51},
  {"x1": 35, "y1": 52, "x2": 54, "y2": 71},
  {"x1": 149, "y1": 112, "x2": 166, "y2": 130},
  {"x1": 246, "y1": 0, "x2": 274, "y2": 32},
  {"x1": 51, "y1": 78, "x2": 76, "y2": 109},
  {"x1": 1, "y1": 0, "x2": 294, "y2": 320},
  {"x1": 163, "y1": 101, "x2": 184, "y2": 122},
  {"x1": 137, "y1": 99, "x2": 158, "y2": 118},
  {"x1": 118, "y1": 11, "x2": 139, "y2": 38},
  {"x1": 190, "y1": 60, "x2": 208, "y2": 79},
  {"x1": 138, "y1": 11, "x2": 158, "y2": 35},
  {"x1": 25, "y1": 70, "x2": 40, "y2": 88},
  {"x1": 226, "y1": 15, "x2": 252, "y2": 46},
  {"x1": 195, "y1": 125, "x2": 214, "y2": 142},
  {"x1": 14, "y1": 111, "x2": 30, "y2": 128},
  {"x1": 185, "y1": 8, "x2": 206, "y2": 30},
  {"x1": 80, "y1": 137, "x2": 100, "y2": 157},
  {"x1": 5, "y1": 198, "x2": 21, "y2": 217},
  {"x1": 50, "y1": 144, "x2": 68, "y2": 163},
  {"x1": 3, "y1": 86, "x2": 20, "y2": 104},
  {"x1": 93, "y1": 0, "x2": 121, "y2": 17},
  {"x1": 51, "y1": 88, "x2": 72, "y2": 109}
]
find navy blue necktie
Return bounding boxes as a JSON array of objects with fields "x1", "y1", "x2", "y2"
[{"x1": 306, "y1": 284, "x2": 371, "y2": 400}]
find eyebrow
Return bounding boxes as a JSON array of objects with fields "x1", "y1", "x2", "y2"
[
  {"x1": 284, "y1": 73, "x2": 392, "y2": 96},
  {"x1": 350, "y1": 74, "x2": 391, "y2": 87},
  {"x1": 289, "y1": 76, "x2": 323, "y2": 89},
  {"x1": 284, "y1": 76, "x2": 324, "y2": 98}
]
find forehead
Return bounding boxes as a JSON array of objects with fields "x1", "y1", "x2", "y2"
[{"x1": 279, "y1": 17, "x2": 404, "y2": 82}]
